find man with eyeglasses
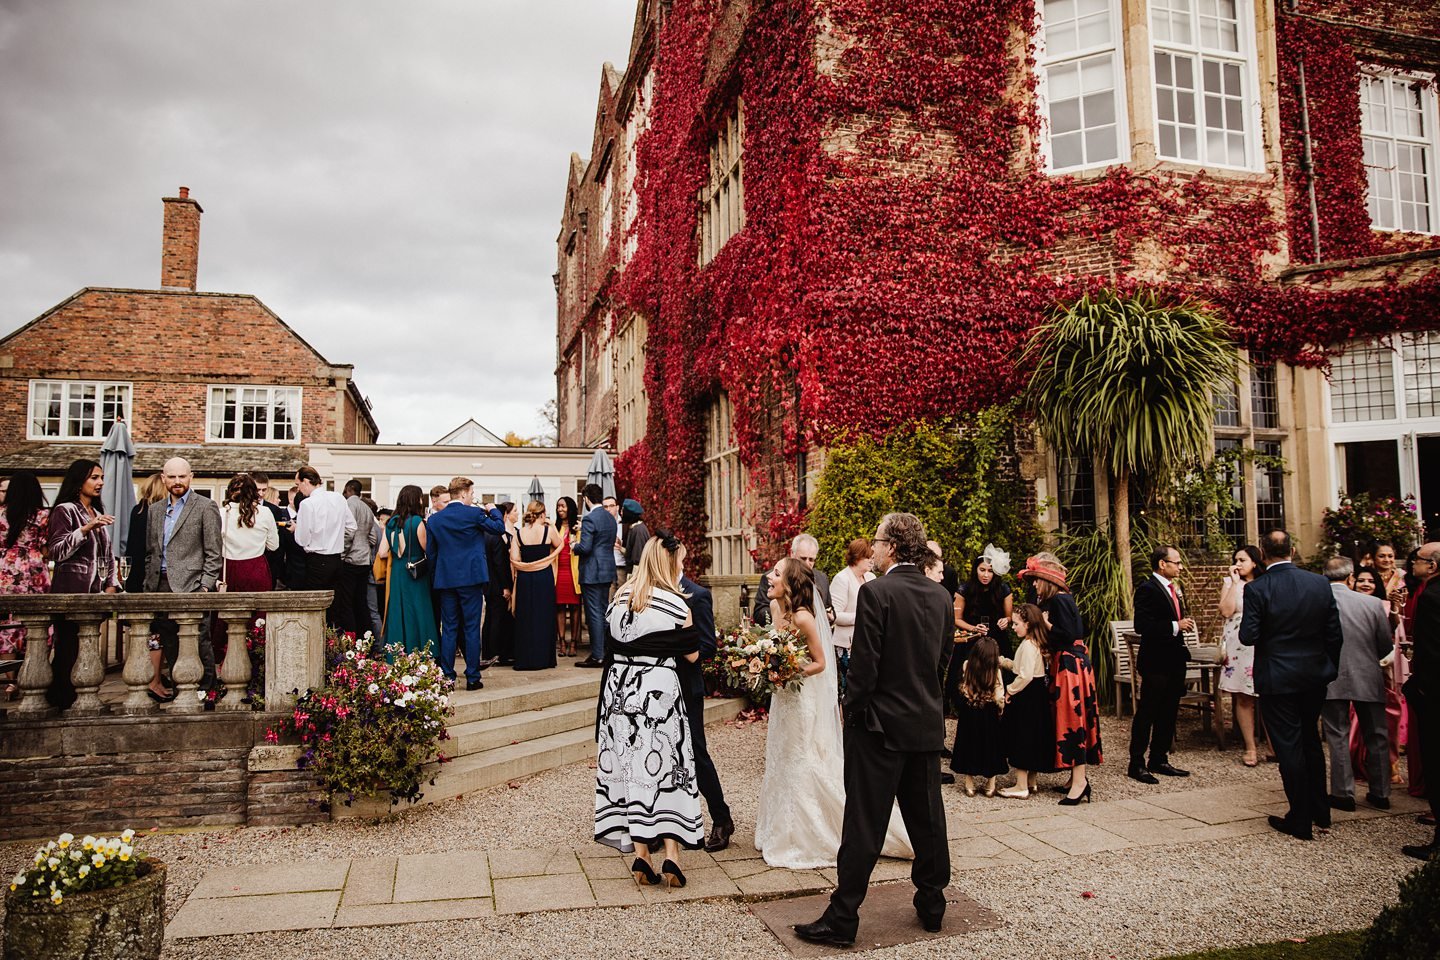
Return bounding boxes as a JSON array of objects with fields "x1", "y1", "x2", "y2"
[
  {"x1": 1403, "y1": 542, "x2": 1440, "y2": 859},
  {"x1": 1129, "y1": 545, "x2": 1196, "y2": 784},
  {"x1": 751, "y1": 533, "x2": 834, "y2": 627}
]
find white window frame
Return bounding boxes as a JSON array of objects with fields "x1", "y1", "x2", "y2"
[
  {"x1": 1036, "y1": 0, "x2": 1130, "y2": 173},
  {"x1": 703, "y1": 392, "x2": 751, "y2": 576},
  {"x1": 1360, "y1": 69, "x2": 1439, "y2": 236},
  {"x1": 205, "y1": 385, "x2": 302, "y2": 444},
  {"x1": 698, "y1": 99, "x2": 745, "y2": 266},
  {"x1": 1149, "y1": 0, "x2": 1263, "y2": 172},
  {"x1": 27, "y1": 379, "x2": 132, "y2": 441},
  {"x1": 622, "y1": 69, "x2": 654, "y2": 267},
  {"x1": 599, "y1": 160, "x2": 615, "y2": 250}
]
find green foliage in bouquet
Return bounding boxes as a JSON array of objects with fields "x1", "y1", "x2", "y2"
[
  {"x1": 716, "y1": 621, "x2": 811, "y2": 709},
  {"x1": 9, "y1": 830, "x2": 147, "y2": 906}
]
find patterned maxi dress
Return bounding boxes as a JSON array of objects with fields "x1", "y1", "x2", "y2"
[
  {"x1": 1218, "y1": 576, "x2": 1256, "y2": 696},
  {"x1": 0, "y1": 509, "x2": 50, "y2": 658},
  {"x1": 594, "y1": 586, "x2": 702, "y2": 853},
  {"x1": 1043, "y1": 591, "x2": 1104, "y2": 769}
]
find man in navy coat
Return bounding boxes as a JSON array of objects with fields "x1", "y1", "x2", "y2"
[
  {"x1": 573, "y1": 483, "x2": 618, "y2": 667},
  {"x1": 678, "y1": 556, "x2": 734, "y2": 850},
  {"x1": 425, "y1": 477, "x2": 506, "y2": 690},
  {"x1": 1240, "y1": 529, "x2": 1342, "y2": 840}
]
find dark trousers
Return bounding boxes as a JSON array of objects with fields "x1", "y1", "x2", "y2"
[
  {"x1": 305, "y1": 552, "x2": 344, "y2": 629},
  {"x1": 1321, "y1": 699, "x2": 1389, "y2": 801},
  {"x1": 439, "y1": 585, "x2": 485, "y2": 683},
  {"x1": 822, "y1": 725, "x2": 950, "y2": 938},
  {"x1": 151, "y1": 572, "x2": 216, "y2": 691},
  {"x1": 684, "y1": 682, "x2": 731, "y2": 825},
  {"x1": 1130, "y1": 663, "x2": 1186, "y2": 767},
  {"x1": 1262, "y1": 687, "x2": 1329, "y2": 831},
  {"x1": 482, "y1": 586, "x2": 514, "y2": 663},
  {"x1": 1404, "y1": 681, "x2": 1440, "y2": 842},
  {"x1": 335, "y1": 561, "x2": 371, "y2": 637},
  {"x1": 581, "y1": 582, "x2": 610, "y2": 660},
  {"x1": 46, "y1": 620, "x2": 80, "y2": 710}
]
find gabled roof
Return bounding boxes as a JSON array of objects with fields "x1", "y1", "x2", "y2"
[{"x1": 434, "y1": 418, "x2": 507, "y2": 446}]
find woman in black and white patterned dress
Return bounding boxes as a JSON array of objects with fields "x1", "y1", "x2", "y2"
[{"x1": 595, "y1": 535, "x2": 702, "y2": 888}]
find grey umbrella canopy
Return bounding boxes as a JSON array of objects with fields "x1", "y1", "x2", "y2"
[
  {"x1": 586, "y1": 448, "x2": 616, "y2": 500},
  {"x1": 526, "y1": 476, "x2": 545, "y2": 506},
  {"x1": 99, "y1": 418, "x2": 137, "y2": 557}
]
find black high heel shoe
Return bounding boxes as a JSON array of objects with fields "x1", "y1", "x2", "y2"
[
  {"x1": 1058, "y1": 782, "x2": 1092, "y2": 806},
  {"x1": 631, "y1": 857, "x2": 660, "y2": 887},
  {"x1": 661, "y1": 859, "x2": 687, "y2": 889}
]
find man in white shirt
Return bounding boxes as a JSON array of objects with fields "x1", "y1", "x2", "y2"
[{"x1": 293, "y1": 466, "x2": 356, "y2": 631}]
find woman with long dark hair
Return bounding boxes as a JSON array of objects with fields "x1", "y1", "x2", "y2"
[
  {"x1": 376, "y1": 484, "x2": 435, "y2": 657},
  {"x1": 553, "y1": 496, "x2": 582, "y2": 657},
  {"x1": 1219, "y1": 544, "x2": 1267, "y2": 766},
  {"x1": 0, "y1": 470, "x2": 49, "y2": 699},
  {"x1": 47, "y1": 459, "x2": 117, "y2": 709},
  {"x1": 948, "y1": 550, "x2": 1015, "y2": 713}
]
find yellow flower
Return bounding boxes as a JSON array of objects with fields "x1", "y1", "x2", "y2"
[
  {"x1": 50, "y1": 890, "x2": 63, "y2": 905},
  {"x1": 81, "y1": 836, "x2": 96, "y2": 850},
  {"x1": 57, "y1": 833, "x2": 73, "y2": 849},
  {"x1": 91, "y1": 854, "x2": 105, "y2": 868},
  {"x1": 120, "y1": 828, "x2": 135, "y2": 843},
  {"x1": 118, "y1": 845, "x2": 132, "y2": 862}
]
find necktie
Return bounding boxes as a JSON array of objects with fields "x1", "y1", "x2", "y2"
[{"x1": 1168, "y1": 582, "x2": 1182, "y2": 622}]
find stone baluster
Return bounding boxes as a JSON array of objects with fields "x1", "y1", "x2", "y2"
[
  {"x1": 13, "y1": 614, "x2": 55, "y2": 716},
  {"x1": 66, "y1": 613, "x2": 110, "y2": 716},
  {"x1": 217, "y1": 613, "x2": 253, "y2": 711},
  {"x1": 168, "y1": 612, "x2": 207, "y2": 714},
  {"x1": 119, "y1": 614, "x2": 159, "y2": 715}
]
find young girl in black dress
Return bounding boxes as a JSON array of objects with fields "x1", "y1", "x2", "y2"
[
  {"x1": 950, "y1": 636, "x2": 1007, "y2": 796},
  {"x1": 998, "y1": 604, "x2": 1054, "y2": 799}
]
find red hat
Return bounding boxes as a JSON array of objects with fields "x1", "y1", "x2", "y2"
[{"x1": 1019, "y1": 553, "x2": 1068, "y2": 590}]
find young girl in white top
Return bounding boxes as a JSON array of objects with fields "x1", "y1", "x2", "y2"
[{"x1": 997, "y1": 603, "x2": 1053, "y2": 799}]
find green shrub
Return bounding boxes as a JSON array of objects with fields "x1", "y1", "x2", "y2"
[
  {"x1": 1361, "y1": 854, "x2": 1440, "y2": 959},
  {"x1": 1321, "y1": 493, "x2": 1424, "y2": 558}
]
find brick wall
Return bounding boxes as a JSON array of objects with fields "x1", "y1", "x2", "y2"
[
  {"x1": 1180, "y1": 561, "x2": 1231, "y2": 646},
  {"x1": 160, "y1": 191, "x2": 201, "y2": 290}
]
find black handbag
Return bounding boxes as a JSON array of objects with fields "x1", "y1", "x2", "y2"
[{"x1": 406, "y1": 555, "x2": 428, "y2": 580}]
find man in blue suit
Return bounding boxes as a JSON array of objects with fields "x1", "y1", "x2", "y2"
[
  {"x1": 1239, "y1": 529, "x2": 1342, "y2": 841},
  {"x1": 677, "y1": 541, "x2": 735, "y2": 850},
  {"x1": 573, "y1": 483, "x2": 617, "y2": 668},
  {"x1": 425, "y1": 477, "x2": 507, "y2": 690}
]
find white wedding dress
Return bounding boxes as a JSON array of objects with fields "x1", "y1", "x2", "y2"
[{"x1": 754, "y1": 599, "x2": 913, "y2": 869}]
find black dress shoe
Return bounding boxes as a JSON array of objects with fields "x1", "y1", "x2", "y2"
[
  {"x1": 918, "y1": 912, "x2": 943, "y2": 933},
  {"x1": 1128, "y1": 765, "x2": 1159, "y2": 785},
  {"x1": 704, "y1": 820, "x2": 735, "y2": 853},
  {"x1": 1328, "y1": 795, "x2": 1356, "y2": 812},
  {"x1": 466, "y1": 680, "x2": 484, "y2": 691},
  {"x1": 1366, "y1": 793, "x2": 1391, "y2": 810},
  {"x1": 1402, "y1": 843, "x2": 1435, "y2": 861},
  {"x1": 477, "y1": 656, "x2": 499, "y2": 670},
  {"x1": 939, "y1": 772, "x2": 955, "y2": 785},
  {"x1": 793, "y1": 919, "x2": 854, "y2": 948},
  {"x1": 1147, "y1": 762, "x2": 1189, "y2": 777},
  {"x1": 1267, "y1": 814, "x2": 1313, "y2": 841},
  {"x1": 146, "y1": 688, "x2": 177, "y2": 704},
  {"x1": 575, "y1": 657, "x2": 604, "y2": 668}
]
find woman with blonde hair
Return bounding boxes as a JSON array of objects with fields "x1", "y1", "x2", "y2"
[
  {"x1": 511, "y1": 499, "x2": 562, "y2": 671},
  {"x1": 595, "y1": 534, "x2": 701, "y2": 888}
]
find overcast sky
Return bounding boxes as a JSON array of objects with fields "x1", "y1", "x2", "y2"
[{"x1": 0, "y1": 0, "x2": 634, "y2": 444}]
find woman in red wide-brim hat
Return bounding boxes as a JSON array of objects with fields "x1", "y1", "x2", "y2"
[{"x1": 1020, "y1": 552, "x2": 1103, "y2": 805}]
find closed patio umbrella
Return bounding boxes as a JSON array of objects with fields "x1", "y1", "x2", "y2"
[
  {"x1": 99, "y1": 418, "x2": 136, "y2": 556},
  {"x1": 526, "y1": 476, "x2": 545, "y2": 507},
  {"x1": 586, "y1": 448, "x2": 616, "y2": 500}
]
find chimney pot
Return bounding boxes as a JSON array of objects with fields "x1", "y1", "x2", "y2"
[{"x1": 178, "y1": 186, "x2": 189, "y2": 198}]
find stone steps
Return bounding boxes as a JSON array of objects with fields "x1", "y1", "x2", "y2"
[{"x1": 333, "y1": 668, "x2": 744, "y2": 819}]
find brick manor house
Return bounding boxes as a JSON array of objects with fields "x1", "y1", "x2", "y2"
[
  {"x1": 0, "y1": 188, "x2": 379, "y2": 499},
  {"x1": 556, "y1": 0, "x2": 1440, "y2": 580}
]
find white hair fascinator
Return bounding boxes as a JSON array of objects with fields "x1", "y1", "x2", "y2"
[{"x1": 981, "y1": 543, "x2": 1011, "y2": 576}]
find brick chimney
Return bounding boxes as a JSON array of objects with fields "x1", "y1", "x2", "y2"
[{"x1": 160, "y1": 186, "x2": 203, "y2": 290}]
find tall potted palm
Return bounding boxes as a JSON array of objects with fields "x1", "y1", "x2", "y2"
[{"x1": 1022, "y1": 290, "x2": 1239, "y2": 612}]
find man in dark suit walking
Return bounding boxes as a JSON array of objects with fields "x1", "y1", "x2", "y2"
[
  {"x1": 1239, "y1": 529, "x2": 1342, "y2": 840},
  {"x1": 573, "y1": 483, "x2": 618, "y2": 668},
  {"x1": 1128, "y1": 544, "x2": 1196, "y2": 783},
  {"x1": 1403, "y1": 540, "x2": 1440, "y2": 859},
  {"x1": 796, "y1": 512, "x2": 951, "y2": 948},
  {"x1": 425, "y1": 477, "x2": 507, "y2": 690}
]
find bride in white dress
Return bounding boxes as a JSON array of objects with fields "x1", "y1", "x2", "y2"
[{"x1": 754, "y1": 558, "x2": 913, "y2": 869}]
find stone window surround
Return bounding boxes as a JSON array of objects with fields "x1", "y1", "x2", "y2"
[{"x1": 1360, "y1": 68, "x2": 1439, "y2": 236}]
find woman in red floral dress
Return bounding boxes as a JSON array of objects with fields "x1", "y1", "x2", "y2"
[{"x1": 0, "y1": 471, "x2": 51, "y2": 699}]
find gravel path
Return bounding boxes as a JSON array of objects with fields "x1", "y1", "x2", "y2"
[{"x1": 3, "y1": 713, "x2": 1426, "y2": 958}]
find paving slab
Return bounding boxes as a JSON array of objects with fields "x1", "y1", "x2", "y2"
[
  {"x1": 591, "y1": 877, "x2": 650, "y2": 907},
  {"x1": 333, "y1": 897, "x2": 494, "y2": 928},
  {"x1": 487, "y1": 847, "x2": 582, "y2": 879},
  {"x1": 492, "y1": 872, "x2": 597, "y2": 914},
  {"x1": 1029, "y1": 824, "x2": 1133, "y2": 856},
  {"x1": 341, "y1": 857, "x2": 397, "y2": 906},
  {"x1": 394, "y1": 850, "x2": 491, "y2": 902},
  {"x1": 734, "y1": 867, "x2": 829, "y2": 896},
  {"x1": 1143, "y1": 792, "x2": 1265, "y2": 824},
  {"x1": 638, "y1": 865, "x2": 741, "y2": 902},
  {"x1": 995, "y1": 832, "x2": 1071, "y2": 862},
  {"x1": 1103, "y1": 817, "x2": 1206, "y2": 844},
  {"x1": 751, "y1": 883, "x2": 1002, "y2": 957},
  {"x1": 948, "y1": 835, "x2": 1008, "y2": 860},
  {"x1": 167, "y1": 891, "x2": 341, "y2": 939},
  {"x1": 580, "y1": 853, "x2": 637, "y2": 881},
  {"x1": 188, "y1": 859, "x2": 349, "y2": 899}
]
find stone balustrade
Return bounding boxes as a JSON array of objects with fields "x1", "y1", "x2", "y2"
[{"x1": 3, "y1": 591, "x2": 332, "y2": 717}]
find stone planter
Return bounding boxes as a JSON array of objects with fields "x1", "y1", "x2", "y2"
[{"x1": 2, "y1": 860, "x2": 165, "y2": 960}]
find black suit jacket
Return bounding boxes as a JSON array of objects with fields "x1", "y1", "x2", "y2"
[
  {"x1": 843, "y1": 564, "x2": 950, "y2": 752},
  {"x1": 1411, "y1": 579, "x2": 1440, "y2": 696},
  {"x1": 483, "y1": 530, "x2": 513, "y2": 595},
  {"x1": 677, "y1": 575, "x2": 716, "y2": 700},
  {"x1": 1134, "y1": 575, "x2": 1188, "y2": 676},
  {"x1": 1239, "y1": 561, "x2": 1342, "y2": 696}
]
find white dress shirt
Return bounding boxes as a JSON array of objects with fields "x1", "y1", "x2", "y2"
[
  {"x1": 829, "y1": 565, "x2": 876, "y2": 650},
  {"x1": 294, "y1": 490, "x2": 355, "y2": 556},
  {"x1": 218, "y1": 502, "x2": 280, "y2": 560}
]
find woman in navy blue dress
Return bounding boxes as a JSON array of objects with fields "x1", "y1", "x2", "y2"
[{"x1": 510, "y1": 500, "x2": 561, "y2": 671}]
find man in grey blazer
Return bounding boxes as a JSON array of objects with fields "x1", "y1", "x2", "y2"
[
  {"x1": 145, "y1": 458, "x2": 223, "y2": 699},
  {"x1": 1320, "y1": 557, "x2": 1394, "y2": 811}
]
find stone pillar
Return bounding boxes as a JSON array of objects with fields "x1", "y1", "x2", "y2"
[
  {"x1": 264, "y1": 610, "x2": 326, "y2": 712},
  {"x1": 217, "y1": 613, "x2": 253, "y2": 712},
  {"x1": 13, "y1": 614, "x2": 54, "y2": 717},
  {"x1": 67, "y1": 613, "x2": 109, "y2": 716},
  {"x1": 119, "y1": 614, "x2": 159, "y2": 715},
  {"x1": 169, "y1": 612, "x2": 207, "y2": 714}
]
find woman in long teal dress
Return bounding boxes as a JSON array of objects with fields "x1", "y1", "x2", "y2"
[{"x1": 379, "y1": 485, "x2": 435, "y2": 658}]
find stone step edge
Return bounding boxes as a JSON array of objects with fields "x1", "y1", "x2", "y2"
[
  {"x1": 447, "y1": 674, "x2": 602, "y2": 725},
  {"x1": 443, "y1": 699, "x2": 598, "y2": 758}
]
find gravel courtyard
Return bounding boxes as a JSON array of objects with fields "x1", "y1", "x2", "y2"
[{"x1": 4, "y1": 713, "x2": 1428, "y2": 959}]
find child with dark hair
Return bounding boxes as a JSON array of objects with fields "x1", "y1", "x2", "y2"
[{"x1": 949, "y1": 636, "x2": 1007, "y2": 796}]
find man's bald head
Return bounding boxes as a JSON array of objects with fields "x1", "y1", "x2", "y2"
[
  {"x1": 162, "y1": 458, "x2": 193, "y2": 501},
  {"x1": 1417, "y1": 542, "x2": 1440, "y2": 582}
]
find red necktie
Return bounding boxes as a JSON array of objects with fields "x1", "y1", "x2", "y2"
[{"x1": 1168, "y1": 583, "x2": 1182, "y2": 621}]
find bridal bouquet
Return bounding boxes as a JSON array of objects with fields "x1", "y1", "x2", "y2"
[{"x1": 717, "y1": 620, "x2": 811, "y2": 702}]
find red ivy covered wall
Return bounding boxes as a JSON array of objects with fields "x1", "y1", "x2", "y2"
[{"x1": 612, "y1": 0, "x2": 1440, "y2": 573}]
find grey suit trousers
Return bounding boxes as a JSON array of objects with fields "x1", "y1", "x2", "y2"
[{"x1": 1321, "y1": 699, "x2": 1389, "y2": 801}]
